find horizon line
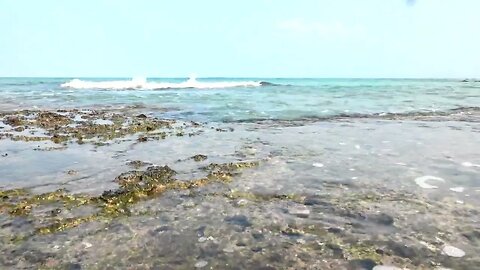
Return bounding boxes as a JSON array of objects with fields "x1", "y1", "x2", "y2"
[{"x1": 0, "y1": 76, "x2": 476, "y2": 80}]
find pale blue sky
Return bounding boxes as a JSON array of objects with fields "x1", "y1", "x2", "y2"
[{"x1": 1, "y1": 0, "x2": 479, "y2": 78}]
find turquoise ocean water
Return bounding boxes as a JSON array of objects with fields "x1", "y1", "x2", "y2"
[{"x1": 0, "y1": 77, "x2": 478, "y2": 121}]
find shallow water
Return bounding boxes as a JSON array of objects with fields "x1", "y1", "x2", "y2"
[{"x1": 0, "y1": 79, "x2": 479, "y2": 269}]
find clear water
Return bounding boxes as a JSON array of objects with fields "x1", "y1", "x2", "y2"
[{"x1": 1, "y1": 77, "x2": 479, "y2": 122}]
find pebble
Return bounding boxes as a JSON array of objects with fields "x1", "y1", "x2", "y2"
[
  {"x1": 449, "y1": 187, "x2": 465, "y2": 193},
  {"x1": 288, "y1": 206, "x2": 310, "y2": 218},
  {"x1": 442, "y1": 245, "x2": 465, "y2": 257},
  {"x1": 414, "y1": 175, "x2": 445, "y2": 189},
  {"x1": 194, "y1": 260, "x2": 208, "y2": 268},
  {"x1": 83, "y1": 242, "x2": 92, "y2": 249},
  {"x1": 198, "y1": 237, "x2": 207, "y2": 243},
  {"x1": 456, "y1": 200, "x2": 464, "y2": 204},
  {"x1": 312, "y1": 163, "x2": 324, "y2": 168},
  {"x1": 223, "y1": 247, "x2": 235, "y2": 253}
]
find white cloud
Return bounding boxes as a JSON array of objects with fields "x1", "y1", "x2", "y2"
[{"x1": 277, "y1": 19, "x2": 367, "y2": 40}]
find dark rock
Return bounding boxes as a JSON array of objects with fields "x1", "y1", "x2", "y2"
[
  {"x1": 225, "y1": 215, "x2": 252, "y2": 230},
  {"x1": 251, "y1": 246, "x2": 263, "y2": 252},
  {"x1": 252, "y1": 232, "x2": 265, "y2": 240},
  {"x1": 387, "y1": 241, "x2": 417, "y2": 259},
  {"x1": 136, "y1": 114, "x2": 148, "y2": 119},
  {"x1": 348, "y1": 259, "x2": 377, "y2": 270},
  {"x1": 327, "y1": 227, "x2": 344, "y2": 234},
  {"x1": 66, "y1": 263, "x2": 82, "y2": 270},
  {"x1": 153, "y1": 225, "x2": 171, "y2": 233},
  {"x1": 191, "y1": 154, "x2": 208, "y2": 162},
  {"x1": 462, "y1": 230, "x2": 480, "y2": 244},
  {"x1": 327, "y1": 243, "x2": 344, "y2": 258},
  {"x1": 369, "y1": 213, "x2": 394, "y2": 226},
  {"x1": 303, "y1": 195, "x2": 328, "y2": 206}
]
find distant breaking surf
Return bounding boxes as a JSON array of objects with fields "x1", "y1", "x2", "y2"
[{"x1": 61, "y1": 77, "x2": 265, "y2": 90}]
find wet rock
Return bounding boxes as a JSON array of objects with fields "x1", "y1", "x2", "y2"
[
  {"x1": 327, "y1": 227, "x2": 344, "y2": 234},
  {"x1": 327, "y1": 243, "x2": 344, "y2": 258},
  {"x1": 191, "y1": 154, "x2": 208, "y2": 162},
  {"x1": 66, "y1": 170, "x2": 78, "y2": 175},
  {"x1": 225, "y1": 215, "x2": 252, "y2": 230},
  {"x1": 387, "y1": 241, "x2": 417, "y2": 259},
  {"x1": 303, "y1": 195, "x2": 328, "y2": 206},
  {"x1": 3, "y1": 116, "x2": 23, "y2": 126},
  {"x1": 368, "y1": 213, "x2": 394, "y2": 226},
  {"x1": 462, "y1": 230, "x2": 480, "y2": 244},
  {"x1": 126, "y1": 160, "x2": 152, "y2": 169},
  {"x1": 115, "y1": 165, "x2": 176, "y2": 187},
  {"x1": 37, "y1": 112, "x2": 71, "y2": 128},
  {"x1": 152, "y1": 225, "x2": 171, "y2": 233},
  {"x1": 136, "y1": 114, "x2": 148, "y2": 119},
  {"x1": 137, "y1": 136, "x2": 148, "y2": 142}
]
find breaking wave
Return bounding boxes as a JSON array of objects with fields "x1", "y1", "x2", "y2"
[{"x1": 61, "y1": 77, "x2": 265, "y2": 90}]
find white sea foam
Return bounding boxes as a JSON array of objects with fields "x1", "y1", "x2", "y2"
[{"x1": 61, "y1": 77, "x2": 262, "y2": 90}]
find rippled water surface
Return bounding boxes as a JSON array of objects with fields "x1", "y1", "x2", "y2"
[{"x1": 0, "y1": 78, "x2": 479, "y2": 269}]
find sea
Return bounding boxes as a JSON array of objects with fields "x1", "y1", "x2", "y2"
[
  {"x1": 0, "y1": 77, "x2": 479, "y2": 269},
  {"x1": 1, "y1": 77, "x2": 479, "y2": 122}
]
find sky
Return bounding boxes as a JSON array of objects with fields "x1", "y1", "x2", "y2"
[{"x1": 0, "y1": 0, "x2": 479, "y2": 78}]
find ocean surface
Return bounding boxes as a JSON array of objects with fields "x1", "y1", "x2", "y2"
[
  {"x1": 1, "y1": 77, "x2": 479, "y2": 122},
  {"x1": 1, "y1": 77, "x2": 479, "y2": 269}
]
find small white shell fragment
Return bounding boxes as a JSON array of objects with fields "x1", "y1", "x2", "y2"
[
  {"x1": 442, "y1": 245, "x2": 465, "y2": 257},
  {"x1": 194, "y1": 260, "x2": 208, "y2": 268},
  {"x1": 449, "y1": 187, "x2": 465, "y2": 193},
  {"x1": 414, "y1": 176, "x2": 445, "y2": 189},
  {"x1": 312, "y1": 163, "x2": 324, "y2": 168},
  {"x1": 373, "y1": 266, "x2": 402, "y2": 270}
]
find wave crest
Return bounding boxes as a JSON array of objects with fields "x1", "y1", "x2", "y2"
[{"x1": 61, "y1": 77, "x2": 262, "y2": 90}]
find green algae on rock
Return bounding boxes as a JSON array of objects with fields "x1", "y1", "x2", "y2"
[{"x1": 0, "y1": 160, "x2": 260, "y2": 236}]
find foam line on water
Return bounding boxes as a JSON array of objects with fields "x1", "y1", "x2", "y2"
[{"x1": 61, "y1": 77, "x2": 262, "y2": 90}]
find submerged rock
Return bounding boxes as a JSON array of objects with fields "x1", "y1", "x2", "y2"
[
  {"x1": 194, "y1": 260, "x2": 208, "y2": 268},
  {"x1": 224, "y1": 215, "x2": 252, "y2": 230},
  {"x1": 348, "y1": 259, "x2": 377, "y2": 270},
  {"x1": 442, "y1": 245, "x2": 465, "y2": 257},
  {"x1": 288, "y1": 205, "x2": 311, "y2": 218}
]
